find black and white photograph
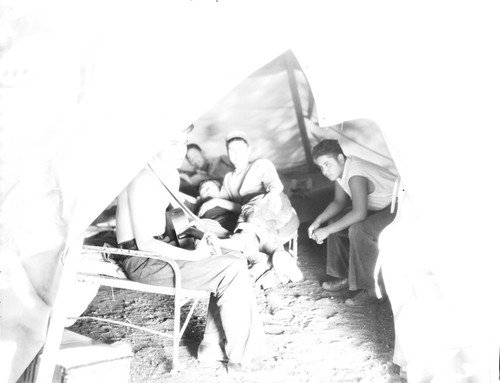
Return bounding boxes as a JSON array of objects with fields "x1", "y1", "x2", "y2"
[{"x1": 1, "y1": 1, "x2": 499, "y2": 382}]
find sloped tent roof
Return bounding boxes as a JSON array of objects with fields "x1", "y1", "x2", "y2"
[
  {"x1": 1, "y1": 2, "x2": 500, "y2": 382},
  {"x1": 184, "y1": 51, "x2": 320, "y2": 173},
  {"x1": 183, "y1": 51, "x2": 396, "y2": 178}
]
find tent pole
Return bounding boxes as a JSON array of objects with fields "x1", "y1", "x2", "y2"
[{"x1": 285, "y1": 51, "x2": 315, "y2": 172}]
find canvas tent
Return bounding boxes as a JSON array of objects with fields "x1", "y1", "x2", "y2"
[
  {"x1": 183, "y1": 49, "x2": 398, "y2": 224},
  {"x1": 183, "y1": 51, "x2": 319, "y2": 174},
  {"x1": 1, "y1": 1, "x2": 500, "y2": 382},
  {"x1": 183, "y1": 50, "x2": 397, "y2": 178}
]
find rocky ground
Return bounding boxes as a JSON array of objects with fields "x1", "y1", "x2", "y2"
[{"x1": 70, "y1": 224, "x2": 403, "y2": 382}]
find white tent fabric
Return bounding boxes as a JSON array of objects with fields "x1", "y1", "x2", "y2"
[
  {"x1": 185, "y1": 63, "x2": 318, "y2": 172},
  {"x1": 184, "y1": 59, "x2": 396, "y2": 176},
  {"x1": 1, "y1": 1, "x2": 499, "y2": 382}
]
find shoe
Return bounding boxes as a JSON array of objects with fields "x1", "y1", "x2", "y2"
[
  {"x1": 264, "y1": 289, "x2": 285, "y2": 315},
  {"x1": 272, "y1": 249, "x2": 303, "y2": 283},
  {"x1": 226, "y1": 359, "x2": 269, "y2": 376},
  {"x1": 344, "y1": 290, "x2": 385, "y2": 307},
  {"x1": 197, "y1": 341, "x2": 228, "y2": 363},
  {"x1": 322, "y1": 278, "x2": 348, "y2": 291}
]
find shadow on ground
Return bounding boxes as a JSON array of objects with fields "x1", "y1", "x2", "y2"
[{"x1": 70, "y1": 223, "x2": 402, "y2": 382}]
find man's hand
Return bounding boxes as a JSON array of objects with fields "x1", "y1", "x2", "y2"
[
  {"x1": 310, "y1": 227, "x2": 330, "y2": 245},
  {"x1": 195, "y1": 232, "x2": 221, "y2": 259},
  {"x1": 307, "y1": 220, "x2": 321, "y2": 239},
  {"x1": 204, "y1": 232, "x2": 222, "y2": 256}
]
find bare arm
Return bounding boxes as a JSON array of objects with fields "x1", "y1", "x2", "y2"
[
  {"x1": 317, "y1": 183, "x2": 349, "y2": 224},
  {"x1": 126, "y1": 172, "x2": 209, "y2": 262},
  {"x1": 308, "y1": 182, "x2": 348, "y2": 238},
  {"x1": 311, "y1": 176, "x2": 369, "y2": 243},
  {"x1": 325, "y1": 176, "x2": 368, "y2": 232}
]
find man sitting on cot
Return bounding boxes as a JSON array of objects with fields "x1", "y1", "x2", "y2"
[
  {"x1": 113, "y1": 125, "x2": 264, "y2": 372},
  {"x1": 195, "y1": 178, "x2": 298, "y2": 288},
  {"x1": 198, "y1": 130, "x2": 303, "y2": 284}
]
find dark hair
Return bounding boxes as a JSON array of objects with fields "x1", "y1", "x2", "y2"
[
  {"x1": 199, "y1": 178, "x2": 221, "y2": 190},
  {"x1": 312, "y1": 139, "x2": 344, "y2": 160},
  {"x1": 226, "y1": 137, "x2": 248, "y2": 148},
  {"x1": 186, "y1": 143, "x2": 202, "y2": 152}
]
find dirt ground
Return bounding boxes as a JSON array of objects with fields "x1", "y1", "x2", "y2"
[{"x1": 70, "y1": 224, "x2": 403, "y2": 383}]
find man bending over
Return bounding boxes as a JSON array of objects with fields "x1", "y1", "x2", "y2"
[{"x1": 308, "y1": 139, "x2": 398, "y2": 307}]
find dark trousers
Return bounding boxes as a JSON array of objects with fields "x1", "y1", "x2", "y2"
[
  {"x1": 326, "y1": 204, "x2": 396, "y2": 291},
  {"x1": 119, "y1": 248, "x2": 264, "y2": 364}
]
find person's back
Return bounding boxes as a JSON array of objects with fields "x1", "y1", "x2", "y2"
[{"x1": 117, "y1": 165, "x2": 177, "y2": 246}]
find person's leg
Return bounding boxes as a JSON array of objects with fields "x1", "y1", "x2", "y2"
[
  {"x1": 347, "y1": 205, "x2": 396, "y2": 292},
  {"x1": 344, "y1": 205, "x2": 397, "y2": 307},
  {"x1": 320, "y1": 207, "x2": 354, "y2": 291},
  {"x1": 235, "y1": 193, "x2": 293, "y2": 245},
  {"x1": 121, "y1": 253, "x2": 264, "y2": 365},
  {"x1": 260, "y1": 232, "x2": 303, "y2": 284},
  {"x1": 228, "y1": 230, "x2": 260, "y2": 255},
  {"x1": 198, "y1": 295, "x2": 227, "y2": 362},
  {"x1": 218, "y1": 227, "x2": 275, "y2": 287},
  {"x1": 326, "y1": 229, "x2": 350, "y2": 279},
  {"x1": 241, "y1": 194, "x2": 302, "y2": 283}
]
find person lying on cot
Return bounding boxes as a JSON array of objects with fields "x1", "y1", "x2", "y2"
[
  {"x1": 113, "y1": 125, "x2": 265, "y2": 372},
  {"x1": 179, "y1": 143, "x2": 234, "y2": 197},
  {"x1": 194, "y1": 179, "x2": 239, "y2": 236},
  {"x1": 197, "y1": 130, "x2": 303, "y2": 284}
]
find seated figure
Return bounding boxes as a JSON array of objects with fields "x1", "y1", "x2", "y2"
[
  {"x1": 308, "y1": 139, "x2": 398, "y2": 307},
  {"x1": 198, "y1": 131, "x2": 303, "y2": 283},
  {"x1": 179, "y1": 143, "x2": 234, "y2": 197},
  {"x1": 113, "y1": 126, "x2": 264, "y2": 370}
]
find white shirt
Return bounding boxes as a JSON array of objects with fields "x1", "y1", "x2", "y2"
[
  {"x1": 337, "y1": 156, "x2": 398, "y2": 211},
  {"x1": 221, "y1": 159, "x2": 283, "y2": 204}
]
